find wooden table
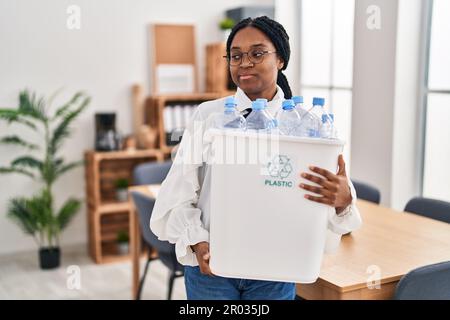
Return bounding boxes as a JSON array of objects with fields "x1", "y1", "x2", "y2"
[
  {"x1": 128, "y1": 185, "x2": 160, "y2": 299},
  {"x1": 129, "y1": 186, "x2": 450, "y2": 300},
  {"x1": 297, "y1": 200, "x2": 450, "y2": 299}
]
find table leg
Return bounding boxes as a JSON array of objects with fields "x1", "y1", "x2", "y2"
[{"x1": 131, "y1": 207, "x2": 141, "y2": 299}]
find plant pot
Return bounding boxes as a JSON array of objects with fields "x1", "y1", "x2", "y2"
[
  {"x1": 39, "y1": 247, "x2": 60, "y2": 269},
  {"x1": 116, "y1": 189, "x2": 128, "y2": 202},
  {"x1": 118, "y1": 242, "x2": 129, "y2": 255}
]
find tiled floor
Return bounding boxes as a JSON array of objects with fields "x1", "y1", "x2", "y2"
[{"x1": 0, "y1": 245, "x2": 187, "y2": 300}]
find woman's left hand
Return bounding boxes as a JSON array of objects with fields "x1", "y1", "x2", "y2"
[{"x1": 299, "y1": 154, "x2": 352, "y2": 215}]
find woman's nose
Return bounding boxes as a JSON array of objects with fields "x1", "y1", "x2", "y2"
[{"x1": 240, "y1": 53, "x2": 254, "y2": 67}]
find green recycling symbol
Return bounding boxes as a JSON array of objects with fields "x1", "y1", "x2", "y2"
[{"x1": 267, "y1": 155, "x2": 293, "y2": 180}]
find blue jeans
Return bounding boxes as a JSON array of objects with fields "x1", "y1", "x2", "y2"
[{"x1": 184, "y1": 266, "x2": 296, "y2": 300}]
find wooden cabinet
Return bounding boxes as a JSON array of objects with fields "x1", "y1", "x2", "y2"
[
  {"x1": 144, "y1": 93, "x2": 226, "y2": 155},
  {"x1": 206, "y1": 42, "x2": 236, "y2": 93},
  {"x1": 84, "y1": 149, "x2": 164, "y2": 263}
]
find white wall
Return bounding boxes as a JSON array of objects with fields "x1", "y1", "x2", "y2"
[
  {"x1": 351, "y1": 0, "x2": 399, "y2": 206},
  {"x1": 351, "y1": 0, "x2": 425, "y2": 209},
  {"x1": 0, "y1": 0, "x2": 273, "y2": 255},
  {"x1": 391, "y1": 0, "x2": 425, "y2": 210},
  {"x1": 274, "y1": 0, "x2": 301, "y2": 94}
]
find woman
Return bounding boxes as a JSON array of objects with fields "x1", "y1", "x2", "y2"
[{"x1": 150, "y1": 16, "x2": 362, "y2": 300}]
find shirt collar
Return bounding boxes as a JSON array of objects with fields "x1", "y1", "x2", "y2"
[{"x1": 234, "y1": 85, "x2": 285, "y2": 115}]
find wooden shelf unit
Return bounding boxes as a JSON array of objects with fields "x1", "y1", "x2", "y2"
[
  {"x1": 206, "y1": 42, "x2": 237, "y2": 94},
  {"x1": 144, "y1": 93, "x2": 227, "y2": 154},
  {"x1": 85, "y1": 149, "x2": 164, "y2": 263}
]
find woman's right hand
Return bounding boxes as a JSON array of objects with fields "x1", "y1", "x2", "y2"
[{"x1": 191, "y1": 241, "x2": 214, "y2": 276}]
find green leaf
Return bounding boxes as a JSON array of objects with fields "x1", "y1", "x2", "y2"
[
  {"x1": 0, "y1": 135, "x2": 39, "y2": 150},
  {"x1": 6, "y1": 189, "x2": 53, "y2": 242},
  {"x1": 41, "y1": 157, "x2": 58, "y2": 185},
  {"x1": 0, "y1": 109, "x2": 37, "y2": 130},
  {"x1": 0, "y1": 167, "x2": 35, "y2": 178},
  {"x1": 53, "y1": 157, "x2": 64, "y2": 169},
  {"x1": 219, "y1": 17, "x2": 235, "y2": 30},
  {"x1": 0, "y1": 109, "x2": 19, "y2": 120},
  {"x1": 18, "y1": 90, "x2": 47, "y2": 122},
  {"x1": 117, "y1": 230, "x2": 129, "y2": 243},
  {"x1": 52, "y1": 92, "x2": 84, "y2": 120},
  {"x1": 27, "y1": 189, "x2": 53, "y2": 230},
  {"x1": 49, "y1": 96, "x2": 90, "y2": 155},
  {"x1": 7, "y1": 198, "x2": 40, "y2": 236},
  {"x1": 56, "y1": 198, "x2": 81, "y2": 230},
  {"x1": 11, "y1": 156, "x2": 43, "y2": 171},
  {"x1": 56, "y1": 160, "x2": 84, "y2": 176}
]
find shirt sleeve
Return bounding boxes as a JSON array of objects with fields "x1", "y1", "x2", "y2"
[
  {"x1": 327, "y1": 177, "x2": 363, "y2": 234},
  {"x1": 323, "y1": 177, "x2": 362, "y2": 253},
  {"x1": 150, "y1": 107, "x2": 210, "y2": 266}
]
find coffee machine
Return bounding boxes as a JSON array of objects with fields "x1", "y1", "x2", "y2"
[{"x1": 95, "y1": 113, "x2": 121, "y2": 151}]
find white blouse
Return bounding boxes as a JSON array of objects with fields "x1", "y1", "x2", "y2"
[{"x1": 150, "y1": 86, "x2": 362, "y2": 266}]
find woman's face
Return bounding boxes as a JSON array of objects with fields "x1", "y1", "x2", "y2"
[{"x1": 229, "y1": 26, "x2": 284, "y2": 101}]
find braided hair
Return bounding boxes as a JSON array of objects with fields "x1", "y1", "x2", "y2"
[{"x1": 226, "y1": 16, "x2": 293, "y2": 99}]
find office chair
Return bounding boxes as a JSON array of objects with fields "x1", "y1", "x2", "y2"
[
  {"x1": 394, "y1": 261, "x2": 450, "y2": 300},
  {"x1": 404, "y1": 197, "x2": 450, "y2": 224},
  {"x1": 133, "y1": 160, "x2": 172, "y2": 185},
  {"x1": 131, "y1": 160, "x2": 183, "y2": 300},
  {"x1": 351, "y1": 179, "x2": 381, "y2": 204},
  {"x1": 131, "y1": 191, "x2": 183, "y2": 300}
]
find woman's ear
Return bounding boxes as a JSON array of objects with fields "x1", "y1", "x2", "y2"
[{"x1": 277, "y1": 58, "x2": 285, "y2": 70}]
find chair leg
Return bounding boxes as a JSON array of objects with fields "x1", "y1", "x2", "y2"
[
  {"x1": 136, "y1": 257, "x2": 152, "y2": 300},
  {"x1": 167, "y1": 272, "x2": 176, "y2": 300}
]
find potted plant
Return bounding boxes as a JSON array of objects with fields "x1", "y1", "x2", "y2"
[
  {"x1": 0, "y1": 90, "x2": 90, "y2": 269},
  {"x1": 116, "y1": 230, "x2": 129, "y2": 255},
  {"x1": 115, "y1": 178, "x2": 129, "y2": 202},
  {"x1": 219, "y1": 17, "x2": 235, "y2": 41}
]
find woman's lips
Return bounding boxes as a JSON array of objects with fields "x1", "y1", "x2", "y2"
[{"x1": 239, "y1": 74, "x2": 256, "y2": 80}]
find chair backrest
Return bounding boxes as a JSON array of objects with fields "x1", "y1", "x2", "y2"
[
  {"x1": 394, "y1": 261, "x2": 450, "y2": 300},
  {"x1": 351, "y1": 179, "x2": 381, "y2": 204},
  {"x1": 404, "y1": 197, "x2": 450, "y2": 224},
  {"x1": 131, "y1": 190, "x2": 184, "y2": 274},
  {"x1": 131, "y1": 160, "x2": 182, "y2": 270},
  {"x1": 133, "y1": 160, "x2": 172, "y2": 185},
  {"x1": 130, "y1": 191, "x2": 174, "y2": 254}
]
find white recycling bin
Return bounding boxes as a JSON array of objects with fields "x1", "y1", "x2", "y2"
[{"x1": 207, "y1": 128, "x2": 345, "y2": 283}]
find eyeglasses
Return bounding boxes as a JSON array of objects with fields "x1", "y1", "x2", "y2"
[{"x1": 223, "y1": 49, "x2": 277, "y2": 66}]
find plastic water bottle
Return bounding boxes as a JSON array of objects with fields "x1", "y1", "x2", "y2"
[
  {"x1": 214, "y1": 96, "x2": 246, "y2": 130},
  {"x1": 246, "y1": 100, "x2": 275, "y2": 132},
  {"x1": 298, "y1": 111, "x2": 319, "y2": 138},
  {"x1": 256, "y1": 98, "x2": 277, "y2": 128},
  {"x1": 310, "y1": 97, "x2": 326, "y2": 119},
  {"x1": 292, "y1": 95, "x2": 307, "y2": 118},
  {"x1": 277, "y1": 99, "x2": 301, "y2": 136},
  {"x1": 320, "y1": 113, "x2": 337, "y2": 139},
  {"x1": 299, "y1": 97, "x2": 325, "y2": 138}
]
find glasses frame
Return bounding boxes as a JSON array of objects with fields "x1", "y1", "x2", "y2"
[{"x1": 223, "y1": 50, "x2": 277, "y2": 66}]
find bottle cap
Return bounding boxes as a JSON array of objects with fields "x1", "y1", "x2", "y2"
[
  {"x1": 292, "y1": 96, "x2": 304, "y2": 104},
  {"x1": 313, "y1": 97, "x2": 325, "y2": 106},
  {"x1": 224, "y1": 96, "x2": 236, "y2": 108},
  {"x1": 282, "y1": 99, "x2": 295, "y2": 110},
  {"x1": 252, "y1": 100, "x2": 265, "y2": 110}
]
